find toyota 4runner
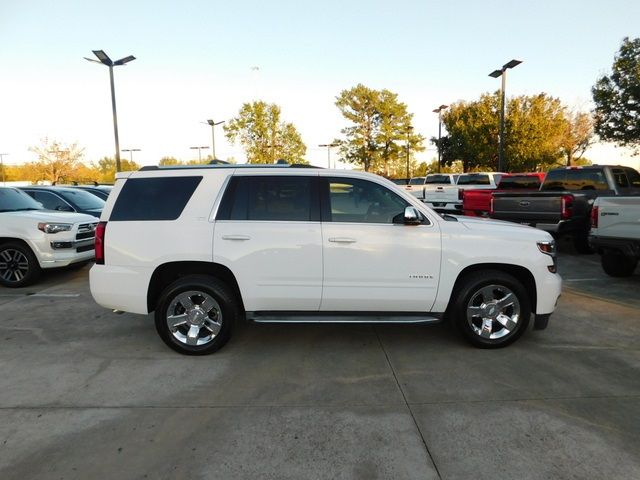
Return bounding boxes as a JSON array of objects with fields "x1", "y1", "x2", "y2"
[{"x1": 90, "y1": 164, "x2": 562, "y2": 355}]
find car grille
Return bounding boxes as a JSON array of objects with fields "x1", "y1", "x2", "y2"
[{"x1": 76, "y1": 223, "x2": 98, "y2": 241}]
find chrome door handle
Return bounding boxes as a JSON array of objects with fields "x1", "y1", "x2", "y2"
[
  {"x1": 221, "y1": 235, "x2": 251, "y2": 241},
  {"x1": 328, "y1": 237, "x2": 357, "y2": 243}
]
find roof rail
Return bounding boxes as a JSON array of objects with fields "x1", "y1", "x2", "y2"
[{"x1": 139, "y1": 163, "x2": 322, "y2": 171}]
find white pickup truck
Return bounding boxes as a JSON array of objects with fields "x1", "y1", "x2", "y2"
[
  {"x1": 0, "y1": 187, "x2": 97, "y2": 287},
  {"x1": 589, "y1": 196, "x2": 640, "y2": 277},
  {"x1": 423, "y1": 172, "x2": 503, "y2": 213}
]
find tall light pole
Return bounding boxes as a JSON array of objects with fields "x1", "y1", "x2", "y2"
[
  {"x1": 318, "y1": 142, "x2": 339, "y2": 168},
  {"x1": 489, "y1": 59, "x2": 522, "y2": 172},
  {"x1": 405, "y1": 126, "x2": 414, "y2": 179},
  {"x1": 205, "y1": 119, "x2": 225, "y2": 159},
  {"x1": 121, "y1": 148, "x2": 140, "y2": 163},
  {"x1": 190, "y1": 146, "x2": 209, "y2": 162},
  {"x1": 0, "y1": 153, "x2": 8, "y2": 185},
  {"x1": 85, "y1": 50, "x2": 136, "y2": 173},
  {"x1": 432, "y1": 105, "x2": 448, "y2": 173}
]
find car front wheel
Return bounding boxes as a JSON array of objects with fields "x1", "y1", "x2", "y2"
[
  {"x1": 452, "y1": 270, "x2": 531, "y2": 348},
  {"x1": 0, "y1": 242, "x2": 41, "y2": 288},
  {"x1": 154, "y1": 275, "x2": 239, "y2": 355}
]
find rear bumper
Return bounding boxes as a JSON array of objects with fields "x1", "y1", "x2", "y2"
[{"x1": 89, "y1": 264, "x2": 152, "y2": 314}]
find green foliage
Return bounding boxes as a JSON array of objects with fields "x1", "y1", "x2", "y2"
[
  {"x1": 560, "y1": 111, "x2": 594, "y2": 166},
  {"x1": 334, "y1": 84, "x2": 424, "y2": 176},
  {"x1": 159, "y1": 156, "x2": 181, "y2": 166},
  {"x1": 224, "y1": 101, "x2": 307, "y2": 164},
  {"x1": 95, "y1": 157, "x2": 140, "y2": 183},
  {"x1": 592, "y1": 37, "x2": 640, "y2": 153},
  {"x1": 438, "y1": 93, "x2": 581, "y2": 172}
]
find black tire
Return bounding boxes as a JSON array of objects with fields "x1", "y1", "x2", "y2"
[
  {"x1": 601, "y1": 251, "x2": 638, "y2": 277},
  {"x1": 451, "y1": 270, "x2": 531, "y2": 348},
  {"x1": 154, "y1": 275, "x2": 239, "y2": 355},
  {"x1": 0, "y1": 241, "x2": 41, "y2": 288},
  {"x1": 573, "y1": 233, "x2": 594, "y2": 254}
]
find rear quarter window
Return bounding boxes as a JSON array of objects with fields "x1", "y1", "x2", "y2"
[{"x1": 110, "y1": 176, "x2": 202, "y2": 221}]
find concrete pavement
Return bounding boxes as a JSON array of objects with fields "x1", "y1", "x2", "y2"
[{"x1": 0, "y1": 255, "x2": 638, "y2": 479}]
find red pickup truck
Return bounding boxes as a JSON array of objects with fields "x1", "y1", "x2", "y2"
[{"x1": 462, "y1": 173, "x2": 545, "y2": 217}]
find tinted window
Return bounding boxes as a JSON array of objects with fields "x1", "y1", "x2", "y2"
[
  {"x1": 626, "y1": 168, "x2": 640, "y2": 188},
  {"x1": 499, "y1": 175, "x2": 542, "y2": 190},
  {"x1": 218, "y1": 176, "x2": 317, "y2": 222},
  {"x1": 0, "y1": 188, "x2": 43, "y2": 212},
  {"x1": 29, "y1": 191, "x2": 71, "y2": 211},
  {"x1": 564, "y1": 170, "x2": 608, "y2": 191},
  {"x1": 409, "y1": 177, "x2": 425, "y2": 185},
  {"x1": 58, "y1": 189, "x2": 105, "y2": 210},
  {"x1": 456, "y1": 174, "x2": 490, "y2": 185},
  {"x1": 325, "y1": 178, "x2": 409, "y2": 224},
  {"x1": 110, "y1": 176, "x2": 202, "y2": 221},
  {"x1": 425, "y1": 175, "x2": 451, "y2": 184}
]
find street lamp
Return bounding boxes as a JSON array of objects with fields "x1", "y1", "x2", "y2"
[
  {"x1": 205, "y1": 119, "x2": 225, "y2": 159},
  {"x1": 318, "y1": 142, "x2": 339, "y2": 168},
  {"x1": 0, "y1": 153, "x2": 8, "y2": 185},
  {"x1": 189, "y1": 146, "x2": 209, "y2": 162},
  {"x1": 405, "y1": 126, "x2": 414, "y2": 180},
  {"x1": 432, "y1": 105, "x2": 448, "y2": 173},
  {"x1": 121, "y1": 148, "x2": 141, "y2": 163},
  {"x1": 85, "y1": 49, "x2": 136, "y2": 173},
  {"x1": 489, "y1": 59, "x2": 522, "y2": 172}
]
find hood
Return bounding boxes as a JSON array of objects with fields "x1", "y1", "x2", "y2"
[
  {"x1": 2, "y1": 210, "x2": 97, "y2": 224},
  {"x1": 451, "y1": 214, "x2": 554, "y2": 240}
]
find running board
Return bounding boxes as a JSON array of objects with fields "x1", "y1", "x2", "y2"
[{"x1": 246, "y1": 312, "x2": 443, "y2": 324}]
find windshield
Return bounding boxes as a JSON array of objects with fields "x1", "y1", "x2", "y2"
[
  {"x1": 0, "y1": 188, "x2": 44, "y2": 212},
  {"x1": 58, "y1": 189, "x2": 105, "y2": 210},
  {"x1": 425, "y1": 175, "x2": 452, "y2": 184}
]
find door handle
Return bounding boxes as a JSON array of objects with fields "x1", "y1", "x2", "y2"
[
  {"x1": 328, "y1": 237, "x2": 357, "y2": 243},
  {"x1": 221, "y1": 235, "x2": 251, "y2": 241}
]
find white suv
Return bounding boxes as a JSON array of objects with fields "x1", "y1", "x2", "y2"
[
  {"x1": 0, "y1": 187, "x2": 97, "y2": 287},
  {"x1": 90, "y1": 164, "x2": 562, "y2": 355}
]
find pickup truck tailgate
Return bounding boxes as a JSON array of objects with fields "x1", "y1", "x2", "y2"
[{"x1": 491, "y1": 192, "x2": 568, "y2": 226}]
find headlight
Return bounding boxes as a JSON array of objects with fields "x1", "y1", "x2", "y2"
[
  {"x1": 537, "y1": 240, "x2": 556, "y2": 255},
  {"x1": 37, "y1": 223, "x2": 72, "y2": 234}
]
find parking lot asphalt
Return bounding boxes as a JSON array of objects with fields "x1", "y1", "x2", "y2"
[{"x1": 0, "y1": 247, "x2": 639, "y2": 480}]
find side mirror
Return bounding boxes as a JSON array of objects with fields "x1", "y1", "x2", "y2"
[{"x1": 403, "y1": 206, "x2": 422, "y2": 225}]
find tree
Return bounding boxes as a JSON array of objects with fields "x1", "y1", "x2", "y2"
[
  {"x1": 592, "y1": 37, "x2": 640, "y2": 153},
  {"x1": 95, "y1": 157, "x2": 139, "y2": 183},
  {"x1": 159, "y1": 156, "x2": 181, "y2": 166},
  {"x1": 224, "y1": 101, "x2": 307, "y2": 164},
  {"x1": 334, "y1": 84, "x2": 424, "y2": 176},
  {"x1": 437, "y1": 93, "x2": 570, "y2": 172},
  {"x1": 560, "y1": 111, "x2": 594, "y2": 166},
  {"x1": 27, "y1": 138, "x2": 84, "y2": 183}
]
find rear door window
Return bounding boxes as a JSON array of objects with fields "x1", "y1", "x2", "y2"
[
  {"x1": 217, "y1": 176, "x2": 319, "y2": 222},
  {"x1": 110, "y1": 176, "x2": 202, "y2": 221}
]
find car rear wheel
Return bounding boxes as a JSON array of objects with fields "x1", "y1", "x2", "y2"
[
  {"x1": 154, "y1": 275, "x2": 239, "y2": 355},
  {"x1": 0, "y1": 242, "x2": 41, "y2": 288},
  {"x1": 601, "y1": 251, "x2": 638, "y2": 277},
  {"x1": 452, "y1": 270, "x2": 531, "y2": 348}
]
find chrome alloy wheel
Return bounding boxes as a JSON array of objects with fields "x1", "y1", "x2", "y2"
[
  {"x1": 166, "y1": 290, "x2": 223, "y2": 346},
  {"x1": 0, "y1": 248, "x2": 30, "y2": 284},
  {"x1": 466, "y1": 284, "x2": 520, "y2": 340}
]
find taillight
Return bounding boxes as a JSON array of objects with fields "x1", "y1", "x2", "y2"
[
  {"x1": 591, "y1": 206, "x2": 599, "y2": 229},
  {"x1": 489, "y1": 195, "x2": 495, "y2": 216},
  {"x1": 458, "y1": 189, "x2": 464, "y2": 200},
  {"x1": 95, "y1": 221, "x2": 107, "y2": 265},
  {"x1": 560, "y1": 195, "x2": 574, "y2": 220}
]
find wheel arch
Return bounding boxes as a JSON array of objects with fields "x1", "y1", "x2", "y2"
[
  {"x1": 147, "y1": 261, "x2": 244, "y2": 313},
  {"x1": 448, "y1": 263, "x2": 537, "y2": 314}
]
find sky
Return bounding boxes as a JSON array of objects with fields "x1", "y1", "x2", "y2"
[{"x1": 1, "y1": 0, "x2": 639, "y2": 171}]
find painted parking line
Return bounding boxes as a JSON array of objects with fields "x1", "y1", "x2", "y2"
[{"x1": 0, "y1": 293, "x2": 80, "y2": 298}]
